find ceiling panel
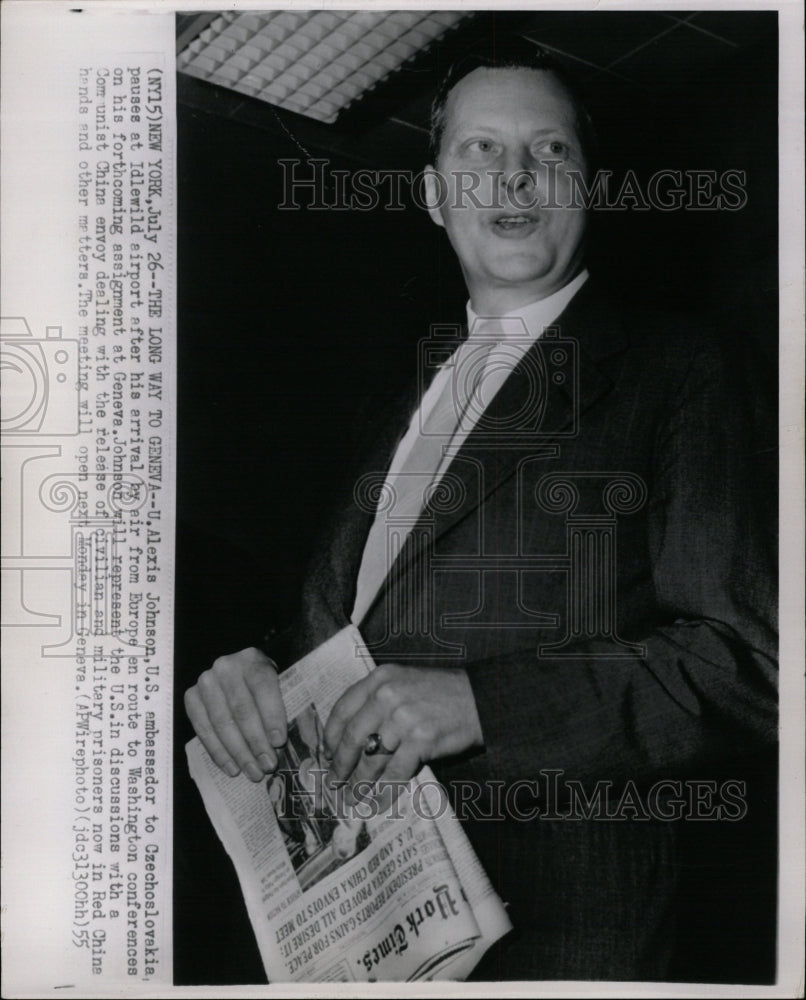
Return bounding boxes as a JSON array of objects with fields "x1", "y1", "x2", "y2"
[
  {"x1": 614, "y1": 20, "x2": 732, "y2": 88},
  {"x1": 517, "y1": 11, "x2": 676, "y2": 70},
  {"x1": 686, "y1": 10, "x2": 777, "y2": 47}
]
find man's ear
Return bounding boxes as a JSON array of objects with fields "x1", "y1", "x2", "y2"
[{"x1": 423, "y1": 165, "x2": 446, "y2": 229}]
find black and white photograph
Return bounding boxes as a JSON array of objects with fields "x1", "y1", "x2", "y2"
[
  {"x1": 1, "y1": 2, "x2": 804, "y2": 996},
  {"x1": 172, "y1": 5, "x2": 788, "y2": 987},
  {"x1": 267, "y1": 704, "x2": 370, "y2": 889}
]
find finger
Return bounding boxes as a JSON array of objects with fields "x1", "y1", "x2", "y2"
[
  {"x1": 214, "y1": 667, "x2": 279, "y2": 775},
  {"x1": 373, "y1": 744, "x2": 423, "y2": 814},
  {"x1": 324, "y1": 672, "x2": 382, "y2": 759},
  {"x1": 381, "y1": 742, "x2": 422, "y2": 785},
  {"x1": 244, "y1": 657, "x2": 287, "y2": 748},
  {"x1": 347, "y1": 728, "x2": 401, "y2": 795},
  {"x1": 184, "y1": 687, "x2": 241, "y2": 777},
  {"x1": 327, "y1": 695, "x2": 387, "y2": 786},
  {"x1": 197, "y1": 672, "x2": 269, "y2": 782}
]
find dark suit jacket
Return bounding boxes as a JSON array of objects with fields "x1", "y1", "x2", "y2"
[{"x1": 287, "y1": 278, "x2": 778, "y2": 981}]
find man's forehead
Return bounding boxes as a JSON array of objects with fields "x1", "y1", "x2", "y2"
[{"x1": 443, "y1": 66, "x2": 579, "y2": 131}]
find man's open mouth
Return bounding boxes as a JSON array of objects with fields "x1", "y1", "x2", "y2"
[{"x1": 492, "y1": 213, "x2": 540, "y2": 233}]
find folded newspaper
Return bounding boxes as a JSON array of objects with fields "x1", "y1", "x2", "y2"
[{"x1": 187, "y1": 625, "x2": 512, "y2": 982}]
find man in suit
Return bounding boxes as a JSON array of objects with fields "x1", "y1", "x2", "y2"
[{"x1": 184, "y1": 42, "x2": 777, "y2": 981}]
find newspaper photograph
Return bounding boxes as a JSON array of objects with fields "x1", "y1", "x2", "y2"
[{"x1": 1, "y1": 2, "x2": 804, "y2": 997}]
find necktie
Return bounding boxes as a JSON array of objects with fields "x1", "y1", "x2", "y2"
[{"x1": 351, "y1": 320, "x2": 506, "y2": 625}]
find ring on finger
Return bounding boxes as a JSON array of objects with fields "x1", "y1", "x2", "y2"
[{"x1": 363, "y1": 732, "x2": 394, "y2": 756}]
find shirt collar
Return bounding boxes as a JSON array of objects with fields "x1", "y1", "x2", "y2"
[{"x1": 466, "y1": 268, "x2": 589, "y2": 342}]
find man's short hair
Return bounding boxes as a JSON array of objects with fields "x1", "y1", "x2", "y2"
[{"x1": 429, "y1": 37, "x2": 597, "y2": 167}]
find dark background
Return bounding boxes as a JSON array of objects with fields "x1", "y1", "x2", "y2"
[{"x1": 173, "y1": 10, "x2": 778, "y2": 985}]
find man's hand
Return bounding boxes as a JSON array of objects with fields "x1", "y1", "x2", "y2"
[
  {"x1": 323, "y1": 664, "x2": 483, "y2": 796},
  {"x1": 184, "y1": 648, "x2": 287, "y2": 781}
]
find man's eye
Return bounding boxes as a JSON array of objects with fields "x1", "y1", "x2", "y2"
[
  {"x1": 467, "y1": 139, "x2": 498, "y2": 155},
  {"x1": 538, "y1": 139, "x2": 570, "y2": 159}
]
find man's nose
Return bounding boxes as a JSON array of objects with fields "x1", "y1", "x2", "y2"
[{"x1": 499, "y1": 148, "x2": 538, "y2": 207}]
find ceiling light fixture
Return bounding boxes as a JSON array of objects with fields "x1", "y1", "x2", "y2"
[{"x1": 177, "y1": 9, "x2": 470, "y2": 124}]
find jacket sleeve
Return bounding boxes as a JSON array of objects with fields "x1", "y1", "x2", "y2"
[{"x1": 463, "y1": 332, "x2": 778, "y2": 787}]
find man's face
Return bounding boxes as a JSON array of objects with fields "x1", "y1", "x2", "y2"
[{"x1": 425, "y1": 67, "x2": 588, "y2": 312}]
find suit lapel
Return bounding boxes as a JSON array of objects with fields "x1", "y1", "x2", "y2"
[
  {"x1": 322, "y1": 373, "x2": 425, "y2": 625},
  {"x1": 374, "y1": 279, "x2": 632, "y2": 605}
]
